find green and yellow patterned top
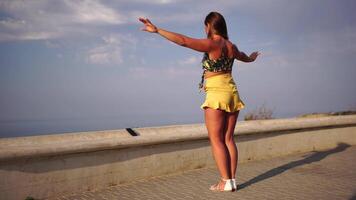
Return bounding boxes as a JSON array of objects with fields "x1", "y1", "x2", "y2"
[
  {"x1": 201, "y1": 52, "x2": 234, "y2": 72},
  {"x1": 199, "y1": 48, "x2": 235, "y2": 91}
]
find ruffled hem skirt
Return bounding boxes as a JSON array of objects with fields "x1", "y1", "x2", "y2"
[{"x1": 200, "y1": 73, "x2": 245, "y2": 112}]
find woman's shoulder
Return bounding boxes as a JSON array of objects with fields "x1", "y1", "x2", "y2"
[
  {"x1": 223, "y1": 40, "x2": 236, "y2": 58},
  {"x1": 225, "y1": 39, "x2": 235, "y2": 48}
]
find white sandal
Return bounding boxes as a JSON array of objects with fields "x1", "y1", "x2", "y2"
[
  {"x1": 209, "y1": 178, "x2": 234, "y2": 192},
  {"x1": 231, "y1": 178, "x2": 237, "y2": 191}
]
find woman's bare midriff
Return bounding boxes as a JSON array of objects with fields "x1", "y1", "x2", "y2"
[{"x1": 204, "y1": 70, "x2": 232, "y2": 79}]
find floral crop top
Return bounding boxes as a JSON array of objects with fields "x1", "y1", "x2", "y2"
[{"x1": 199, "y1": 46, "x2": 235, "y2": 91}]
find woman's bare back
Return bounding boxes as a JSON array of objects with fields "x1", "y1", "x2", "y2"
[{"x1": 207, "y1": 38, "x2": 235, "y2": 60}]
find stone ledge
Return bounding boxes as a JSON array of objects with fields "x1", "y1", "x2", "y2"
[
  {"x1": 1, "y1": 115, "x2": 356, "y2": 200},
  {"x1": 0, "y1": 115, "x2": 355, "y2": 161}
]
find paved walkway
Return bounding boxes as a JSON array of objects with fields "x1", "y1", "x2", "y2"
[{"x1": 53, "y1": 143, "x2": 356, "y2": 200}]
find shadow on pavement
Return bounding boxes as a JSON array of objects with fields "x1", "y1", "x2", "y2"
[
  {"x1": 349, "y1": 191, "x2": 356, "y2": 200},
  {"x1": 238, "y1": 142, "x2": 351, "y2": 190}
]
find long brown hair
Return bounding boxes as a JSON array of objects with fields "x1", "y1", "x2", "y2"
[{"x1": 204, "y1": 11, "x2": 229, "y2": 40}]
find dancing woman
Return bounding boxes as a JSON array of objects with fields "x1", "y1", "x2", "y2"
[{"x1": 139, "y1": 11, "x2": 259, "y2": 192}]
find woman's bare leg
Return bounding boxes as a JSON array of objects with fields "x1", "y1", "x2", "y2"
[
  {"x1": 223, "y1": 111, "x2": 239, "y2": 178},
  {"x1": 204, "y1": 107, "x2": 231, "y2": 180}
]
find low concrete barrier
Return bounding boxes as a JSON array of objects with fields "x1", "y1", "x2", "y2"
[{"x1": 1, "y1": 115, "x2": 356, "y2": 200}]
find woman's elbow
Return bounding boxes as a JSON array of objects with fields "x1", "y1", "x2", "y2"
[{"x1": 178, "y1": 37, "x2": 187, "y2": 47}]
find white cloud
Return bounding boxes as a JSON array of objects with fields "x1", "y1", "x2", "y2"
[
  {"x1": 178, "y1": 56, "x2": 201, "y2": 65},
  {"x1": 0, "y1": 0, "x2": 126, "y2": 41},
  {"x1": 119, "y1": 0, "x2": 199, "y2": 5},
  {"x1": 63, "y1": 0, "x2": 125, "y2": 24},
  {"x1": 87, "y1": 45, "x2": 123, "y2": 65},
  {"x1": 0, "y1": 0, "x2": 258, "y2": 42},
  {"x1": 129, "y1": 0, "x2": 175, "y2": 4},
  {"x1": 86, "y1": 33, "x2": 137, "y2": 65},
  {"x1": 299, "y1": 27, "x2": 356, "y2": 56},
  {"x1": 128, "y1": 63, "x2": 200, "y2": 80},
  {"x1": 0, "y1": 16, "x2": 61, "y2": 41},
  {"x1": 165, "y1": 65, "x2": 200, "y2": 77}
]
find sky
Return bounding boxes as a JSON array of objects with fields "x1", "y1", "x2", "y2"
[{"x1": 0, "y1": 0, "x2": 356, "y2": 137}]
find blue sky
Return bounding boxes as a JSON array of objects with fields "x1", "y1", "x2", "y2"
[{"x1": 1, "y1": 0, "x2": 356, "y2": 137}]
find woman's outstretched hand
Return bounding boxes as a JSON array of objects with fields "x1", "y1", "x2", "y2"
[
  {"x1": 249, "y1": 51, "x2": 260, "y2": 62},
  {"x1": 139, "y1": 17, "x2": 158, "y2": 33}
]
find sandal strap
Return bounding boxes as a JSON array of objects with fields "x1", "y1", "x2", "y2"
[{"x1": 210, "y1": 178, "x2": 234, "y2": 192}]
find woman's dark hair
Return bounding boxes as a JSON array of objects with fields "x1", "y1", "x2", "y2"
[{"x1": 204, "y1": 11, "x2": 229, "y2": 40}]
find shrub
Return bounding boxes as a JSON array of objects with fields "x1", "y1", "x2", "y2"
[{"x1": 244, "y1": 103, "x2": 274, "y2": 121}]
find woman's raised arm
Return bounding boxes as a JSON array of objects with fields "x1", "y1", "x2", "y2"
[
  {"x1": 232, "y1": 44, "x2": 260, "y2": 62},
  {"x1": 139, "y1": 17, "x2": 215, "y2": 53}
]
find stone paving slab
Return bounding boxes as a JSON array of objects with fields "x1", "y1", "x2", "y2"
[{"x1": 51, "y1": 143, "x2": 356, "y2": 200}]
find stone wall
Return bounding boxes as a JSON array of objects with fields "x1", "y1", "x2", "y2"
[{"x1": 1, "y1": 115, "x2": 355, "y2": 200}]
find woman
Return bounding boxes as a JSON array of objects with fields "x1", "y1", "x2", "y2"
[{"x1": 139, "y1": 11, "x2": 259, "y2": 192}]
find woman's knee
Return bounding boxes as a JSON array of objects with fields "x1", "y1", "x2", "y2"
[
  {"x1": 209, "y1": 133, "x2": 225, "y2": 145},
  {"x1": 225, "y1": 137, "x2": 235, "y2": 146}
]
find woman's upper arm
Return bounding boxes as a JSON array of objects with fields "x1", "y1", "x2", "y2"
[
  {"x1": 232, "y1": 44, "x2": 242, "y2": 60},
  {"x1": 180, "y1": 36, "x2": 215, "y2": 52}
]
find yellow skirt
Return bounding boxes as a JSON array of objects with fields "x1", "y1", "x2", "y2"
[{"x1": 200, "y1": 73, "x2": 245, "y2": 112}]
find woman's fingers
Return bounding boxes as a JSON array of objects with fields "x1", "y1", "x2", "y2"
[
  {"x1": 249, "y1": 51, "x2": 260, "y2": 61},
  {"x1": 252, "y1": 51, "x2": 260, "y2": 57},
  {"x1": 139, "y1": 17, "x2": 152, "y2": 24},
  {"x1": 139, "y1": 17, "x2": 148, "y2": 25},
  {"x1": 138, "y1": 17, "x2": 158, "y2": 33},
  {"x1": 139, "y1": 17, "x2": 154, "y2": 27},
  {"x1": 139, "y1": 17, "x2": 149, "y2": 32},
  {"x1": 146, "y1": 18, "x2": 153, "y2": 24}
]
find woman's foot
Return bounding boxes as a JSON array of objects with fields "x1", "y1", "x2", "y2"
[{"x1": 209, "y1": 178, "x2": 234, "y2": 192}]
